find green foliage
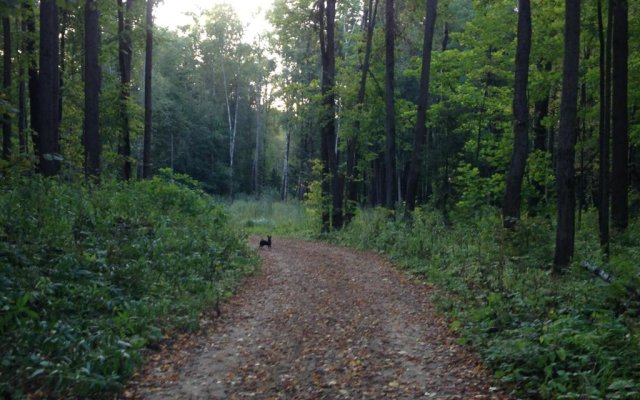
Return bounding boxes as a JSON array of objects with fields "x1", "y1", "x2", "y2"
[
  {"x1": 303, "y1": 159, "x2": 329, "y2": 233},
  {"x1": 0, "y1": 175, "x2": 257, "y2": 398},
  {"x1": 333, "y1": 207, "x2": 640, "y2": 399}
]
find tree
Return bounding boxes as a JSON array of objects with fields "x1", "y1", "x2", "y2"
[
  {"x1": 118, "y1": 0, "x2": 134, "y2": 180},
  {"x1": 251, "y1": 41, "x2": 265, "y2": 195},
  {"x1": 58, "y1": 9, "x2": 67, "y2": 126},
  {"x1": 405, "y1": 0, "x2": 438, "y2": 217},
  {"x1": 281, "y1": 112, "x2": 291, "y2": 200},
  {"x1": 318, "y1": 0, "x2": 341, "y2": 230},
  {"x1": 2, "y1": 16, "x2": 11, "y2": 159},
  {"x1": 25, "y1": 1, "x2": 39, "y2": 160},
  {"x1": 344, "y1": 0, "x2": 378, "y2": 225},
  {"x1": 554, "y1": 0, "x2": 581, "y2": 269},
  {"x1": 38, "y1": 0, "x2": 60, "y2": 176},
  {"x1": 384, "y1": 0, "x2": 397, "y2": 209},
  {"x1": 222, "y1": 53, "x2": 240, "y2": 196},
  {"x1": 201, "y1": 5, "x2": 245, "y2": 196},
  {"x1": 18, "y1": 16, "x2": 27, "y2": 155},
  {"x1": 142, "y1": 0, "x2": 154, "y2": 179},
  {"x1": 610, "y1": 0, "x2": 628, "y2": 231},
  {"x1": 84, "y1": 0, "x2": 101, "y2": 178},
  {"x1": 597, "y1": 0, "x2": 611, "y2": 249},
  {"x1": 344, "y1": 0, "x2": 378, "y2": 224},
  {"x1": 502, "y1": 0, "x2": 532, "y2": 229}
]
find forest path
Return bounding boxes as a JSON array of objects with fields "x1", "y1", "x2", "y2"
[{"x1": 126, "y1": 237, "x2": 508, "y2": 399}]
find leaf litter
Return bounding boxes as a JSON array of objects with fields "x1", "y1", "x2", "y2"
[{"x1": 124, "y1": 237, "x2": 510, "y2": 399}]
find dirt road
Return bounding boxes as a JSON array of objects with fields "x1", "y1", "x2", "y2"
[{"x1": 127, "y1": 237, "x2": 508, "y2": 399}]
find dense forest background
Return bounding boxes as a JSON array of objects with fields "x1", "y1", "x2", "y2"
[
  {"x1": 2, "y1": 0, "x2": 640, "y2": 398},
  {"x1": 4, "y1": 0, "x2": 639, "y2": 245},
  {"x1": 1, "y1": 0, "x2": 639, "y2": 239}
]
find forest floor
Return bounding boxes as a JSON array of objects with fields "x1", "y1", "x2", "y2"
[{"x1": 124, "y1": 237, "x2": 509, "y2": 399}]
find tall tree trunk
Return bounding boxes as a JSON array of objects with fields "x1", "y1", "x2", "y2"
[
  {"x1": 577, "y1": 58, "x2": 589, "y2": 225},
  {"x1": 319, "y1": 0, "x2": 340, "y2": 230},
  {"x1": 281, "y1": 116, "x2": 291, "y2": 201},
  {"x1": 222, "y1": 59, "x2": 239, "y2": 197},
  {"x1": 611, "y1": 0, "x2": 628, "y2": 231},
  {"x1": 18, "y1": 37, "x2": 26, "y2": 154},
  {"x1": 553, "y1": 0, "x2": 581, "y2": 270},
  {"x1": 84, "y1": 0, "x2": 101, "y2": 178},
  {"x1": 3, "y1": 17, "x2": 11, "y2": 159},
  {"x1": 597, "y1": 0, "x2": 610, "y2": 250},
  {"x1": 142, "y1": 0, "x2": 154, "y2": 179},
  {"x1": 345, "y1": 0, "x2": 378, "y2": 225},
  {"x1": 58, "y1": 10, "x2": 67, "y2": 126},
  {"x1": 502, "y1": 0, "x2": 532, "y2": 229},
  {"x1": 384, "y1": 0, "x2": 397, "y2": 209},
  {"x1": 38, "y1": 0, "x2": 60, "y2": 176},
  {"x1": 118, "y1": 0, "x2": 134, "y2": 180},
  {"x1": 252, "y1": 71, "x2": 263, "y2": 195},
  {"x1": 25, "y1": 1, "x2": 39, "y2": 161},
  {"x1": 405, "y1": 0, "x2": 438, "y2": 217}
]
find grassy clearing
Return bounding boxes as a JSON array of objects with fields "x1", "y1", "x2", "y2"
[
  {"x1": 226, "y1": 196, "x2": 313, "y2": 237},
  {"x1": 0, "y1": 173, "x2": 257, "y2": 398}
]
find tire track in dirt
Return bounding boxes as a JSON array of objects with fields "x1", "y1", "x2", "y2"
[{"x1": 127, "y1": 237, "x2": 509, "y2": 399}]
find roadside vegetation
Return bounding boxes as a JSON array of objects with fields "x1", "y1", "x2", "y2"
[
  {"x1": 0, "y1": 172, "x2": 257, "y2": 398},
  {"x1": 234, "y1": 197, "x2": 640, "y2": 399}
]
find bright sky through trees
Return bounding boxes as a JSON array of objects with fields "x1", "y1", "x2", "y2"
[{"x1": 155, "y1": 0, "x2": 274, "y2": 41}]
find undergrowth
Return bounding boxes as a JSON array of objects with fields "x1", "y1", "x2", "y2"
[
  {"x1": 335, "y1": 206, "x2": 640, "y2": 399},
  {"x1": 0, "y1": 172, "x2": 257, "y2": 398}
]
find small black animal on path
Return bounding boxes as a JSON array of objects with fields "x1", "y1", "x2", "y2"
[{"x1": 259, "y1": 235, "x2": 272, "y2": 249}]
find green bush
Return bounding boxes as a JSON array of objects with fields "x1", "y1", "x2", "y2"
[{"x1": 0, "y1": 173, "x2": 257, "y2": 398}]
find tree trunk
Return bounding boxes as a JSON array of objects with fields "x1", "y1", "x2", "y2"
[
  {"x1": 84, "y1": 0, "x2": 101, "y2": 179},
  {"x1": 611, "y1": 0, "x2": 628, "y2": 231},
  {"x1": 502, "y1": 0, "x2": 532, "y2": 229},
  {"x1": 118, "y1": 0, "x2": 134, "y2": 180},
  {"x1": 405, "y1": 0, "x2": 438, "y2": 218},
  {"x1": 345, "y1": 0, "x2": 378, "y2": 225},
  {"x1": 318, "y1": 0, "x2": 335, "y2": 228},
  {"x1": 38, "y1": 0, "x2": 60, "y2": 176},
  {"x1": 597, "y1": 0, "x2": 610, "y2": 250},
  {"x1": 384, "y1": 0, "x2": 397, "y2": 209},
  {"x1": 577, "y1": 60, "x2": 588, "y2": 225},
  {"x1": 554, "y1": 0, "x2": 581, "y2": 270},
  {"x1": 25, "y1": 2, "x2": 39, "y2": 161},
  {"x1": 3, "y1": 17, "x2": 11, "y2": 159},
  {"x1": 222, "y1": 58, "x2": 239, "y2": 197},
  {"x1": 319, "y1": 0, "x2": 341, "y2": 230},
  {"x1": 252, "y1": 71, "x2": 263, "y2": 195},
  {"x1": 18, "y1": 38, "x2": 26, "y2": 154},
  {"x1": 281, "y1": 117, "x2": 291, "y2": 201},
  {"x1": 142, "y1": 0, "x2": 154, "y2": 179},
  {"x1": 58, "y1": 10, "x2": 67, "y2": 126}
]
